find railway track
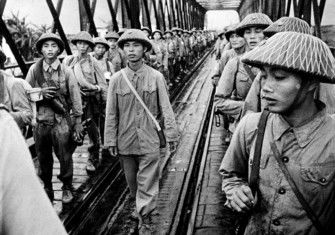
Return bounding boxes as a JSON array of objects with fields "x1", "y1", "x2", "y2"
[{"x1": 62, "y1": 48, "x2": 214, "y2": 234}]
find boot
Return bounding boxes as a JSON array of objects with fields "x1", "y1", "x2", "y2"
[{"x1": 62, "y1": 185, "x2": 74, "y2": 204}]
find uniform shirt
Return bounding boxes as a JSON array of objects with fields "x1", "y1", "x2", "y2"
[
  {"x1": 91, "y1": 54, "x2": 114, "y2": 75},
  {"x1": 0, "y1": 70, "x2": 32, "y2": 128},
  {"x1": 213, "y1": 49, "x2": 243, "y2": 77},
  {"x1": 214, "y1": 57, "x2": 257, "y2": 117},
  {"x1": 152, "y1": 40, "x2": 168, "y2": 69},
  {"x1": 220, "y1": 103, "x2": 335, "y2": 234},
  {"x1": 26, "y1": 59, "x2": 83, "y2": 124},
  {"x1": 104, "y1": 63, "x2": 179, "y2": 155},
  {"x1": 0, "y1": 109, "x2": 67, "y2": 235}
]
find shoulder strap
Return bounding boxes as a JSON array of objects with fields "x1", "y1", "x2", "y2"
[
  {"x1": 120, "y1": 69, "x2": 161, "y2": 131},
  {"x1": 270, "y1": 142, "x2": 325, "y2": 233},
  {"x1": 34, "y1": 58, "x2": 47, "y2": 87},
  {"x1": 243, "y1": 62, "x2": 256, "y2": 82},
  {"x1": 249, "y1": 110, "x2": 270, "y2": 195}
]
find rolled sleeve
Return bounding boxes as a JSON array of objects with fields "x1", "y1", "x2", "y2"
[
  {"x1": 65, "y1": 68, "x2": 83, "y2": 117},
  {"x1": 220, "y1": 114, "x2": 252, "y2": 194},
  {"x1": 157, "y1": 74, "x2": 179, "y2": 142},
  {"x1": 104, "y1": 75, "x2": 119, "y2": 146}
]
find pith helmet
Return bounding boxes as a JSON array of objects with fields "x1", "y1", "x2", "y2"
[
  {"x1": 141, "y1": 26, "x2": 152, "y2": 35},
  {"x1": 164, "y1": 30, "x2": 173, "y2": 35},
  {"x1": 117, "y1": 29, "x2": 152, "y2": 51},
  {"x1": 263, "y1": 17, "x2": 311, "y2": 37},
  {"x1": 36, "y1": 33, "x2": 64, "y2": 55},
  {"x1": 225, "y1": 23, "x2": 239, "y2": 40},
  {"x1": 105, "y1": 31, "x2": 120, "y2": 40},
  {"x1": 152, "y1": 29, "x2": 163, "y2": 37},
  {"x1": 236, "y1": 13, "x2": 273, "y2": 36},
  {"x1": 93, "y1": 37, "x2": 109, "y2": 50},
  {"x1": 241, "y1": 32, "x2": 335, "y2": 83},
  {"x1": 71, "y1": 31, "x2": 95, "y2": 49}
]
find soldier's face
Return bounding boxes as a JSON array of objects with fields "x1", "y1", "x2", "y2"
[
  {"x1": 107, "y1": 38, "x2": 117, "y2": 49},
  {"x1": 94, "y1": 44, "x2": 107, "y2": 56},
  {"x1": 153, "y1": 32, "x2": 161, "y2": 40},
  {"x1": 41, "y1": 40, "x2": 60, "y2": 59},
  {"x1": 165, "y1": 33, "x2": 171, "y2": 39},
  {"x1": 76, "y1": 41, "x2": 90, "y2": 54},
  {"x1": 260, "y1": 66, "x2": 312, "y2": 114},
  {"x1": 123, "y1": 41, "x2": 146, "y2": 62},
  {"x1": 230, "y1": 34, "x2": 245, "y2": 49},
  {"x1": 244, "y1": 27, "x2": 265, "y2": 50}
]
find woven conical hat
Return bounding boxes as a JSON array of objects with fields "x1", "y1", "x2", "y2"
[
  {"x1": 236, "y1": 13, "x2": 272, "y2": 35},
  {"x1": 241, "y1": 32, "x2": 335, "y2": 83},
  {"x1": 264, "y1": 17, "x2": 311, "y2": 37},
  {"x1": 225, "y1": 23, "x2": 239, "y2": 40}
]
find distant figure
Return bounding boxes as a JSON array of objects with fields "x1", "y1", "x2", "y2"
[{"x1": 0, "y1": 107, "x2": 67, "y2": 235}]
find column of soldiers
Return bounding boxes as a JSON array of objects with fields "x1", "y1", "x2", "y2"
[{"x1": 0, "y1": 26, "x2": 214, "y2": 234}]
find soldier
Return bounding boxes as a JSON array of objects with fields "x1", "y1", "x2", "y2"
[
  {"x1": 64, "y1": 31, "x2": 108, "y2": 173},
  {"x1": 0, "y1": 69, "x2": 33, "y2": 129},
  {"x1": 141, "y1": 27, "x2": 163, "y2": 71},
  {"x1": 171, "y1": 27, "x2": 183, "y2": 81},
  {"x1": 104, "y1": 29, "x2": 179, "y2": 234},
  {"x1": 164, "y1": 30, "x2": 177, "y2": 87},
  {"x1": 214, "y1": 13, "x2": 272, "y2": 141},
  {"x1": 181, "y1": 30, "x2": 191, "y2": 72},
  {"x1": 212, "y1": 23, "x2": 246, "y2": 86},
  {"x1": 214, "y1": 30, "x2": 226, "y2": 60},
  {"x1": 151, "y1": 29, "x2": 169, "y2": 83},
  {"x1": 105, "y1": 31, "x2": 126, "y2": 72},
  {"x1": 220, "y1": 31, "x2": 335, "y2": 234},
  {"x1": 91, "y1": 37, "x2": 114, "y2": 82},
  {"x1": 242, "y1": 17, "x2": 312, "y2": 117},
  {"x1": 26, "y1": 33, "x2": 83, "y2": 204}
]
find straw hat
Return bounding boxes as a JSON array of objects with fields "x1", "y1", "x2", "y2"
[
  {"x1": 117, "y1": 29, "x2": 152, "y2": 50},
  {"x1": 241, "y1": 32, "x2": 335, "y2": 83},
  {"x1": 93, "y1": 37, "x2": 109, "y2": 50},
  {"x1": 236, "y1": 13, "x2": 273, "y2": 36},
  {"x1": 105, "y1": 31, "x2": 120, "y2": 40},
  {"x1": 36, "y1": 33, "x2": 64, "y2": 55},
  {"x1": 263, "y1": 17, "x2": 311, "y2": 37},
  {"x1": 71, "y1": 31, "x2": 95, "y2": 49}
]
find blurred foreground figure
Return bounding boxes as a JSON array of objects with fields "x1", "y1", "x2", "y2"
[
  {"x1": 220, "y1": 32, "x2": 335, "y2": 234},
  {"x1": 0, "y1": 107, "x2": 67, "y2": 235}
]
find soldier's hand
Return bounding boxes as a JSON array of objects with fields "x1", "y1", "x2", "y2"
[
  {"x1": 41, "y1": 87, "x2": 57, "y2": 99},
  {"x1": 226, "y1": 185, "x2": 256, "y2": 213},
  {"x1": 73, "y1": 123, "x2": 84, "y2": 139},
  {"x1": 168, "y1": 141, "x2": 178, "y2": 154},
  {"x1": 108, "y1": 146, "x2": 118, "y2": 157}
]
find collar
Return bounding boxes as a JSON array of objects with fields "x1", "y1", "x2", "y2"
[
  {"x1": 125, "y1": 63, "x2": 147, "y2": 81},
  {"x1": 273, "y1": 101, "x2": 327, "y2": 147},
  {"x1": 43, "y1": 59, "x2": 60, "y2": 72}
]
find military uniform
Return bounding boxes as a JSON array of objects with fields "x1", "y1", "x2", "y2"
[
  {"x1": 64, "y1": 31, "x2": 108, "y2": 172},
  {"x1": 26, "y1": 34, "x2": 83, "y2": 203},
  {"x1": 221, "y1": 31, "x2": 335, "y2": 234}
]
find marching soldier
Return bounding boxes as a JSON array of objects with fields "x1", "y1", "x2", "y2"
[
  {"x1": 152, "y1": 29, "x2": 169, "y2": 83},
  {"x1": 26, "y1": 33, "x2": 83, "y2": 204},
  {"x1": 104, "y1": 29, "x2": 178, "y2": 234},
  {"x1": 105, "y1": 31, "x2": 126, "y2": 72},
  {"x1": 214, "y1": 13, "x2": 272, "y2": 141},
  {"x1": 164, "y1": 30, "x2": 177, "y2": 87},
  {"x1": 64, "y1": 31, "x2": 108, "y2": 173},
  {"x1": 220, "y1": 31, "x2": 335, "y2": 235}
]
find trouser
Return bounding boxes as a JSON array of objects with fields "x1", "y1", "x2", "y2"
[
  {"x1": 119, "y1": 151, "x2": 160, "y2": 218},
  {"x1": 35, "y1": 118, "x2": 76, "y2": 189},
  {"x1": 83, "y1": 96, "x2": 101, "y2": 164}
]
